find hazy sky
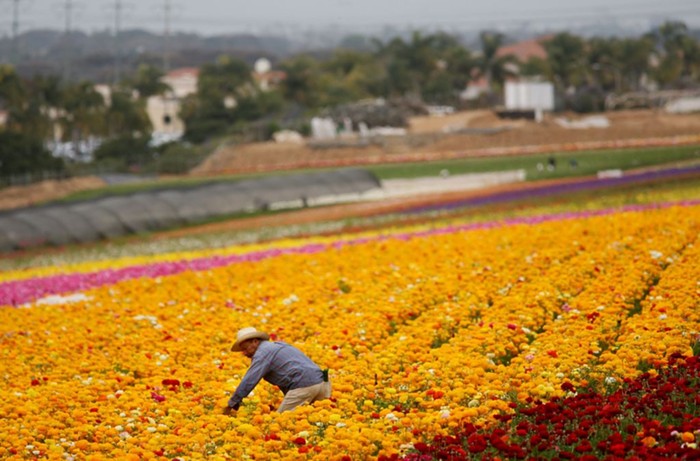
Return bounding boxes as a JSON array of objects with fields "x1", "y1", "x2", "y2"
[{"x1": 2, "y1": 0, "x2": 699, "y2": 36}]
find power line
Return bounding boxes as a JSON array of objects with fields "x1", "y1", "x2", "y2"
[
  {"x1": 113, "y1": 0, "x2": 123, "y2": 86},
  {"x1": 11, "y1": 0, "x2": 20, "y2": 63},
  {"x1": 163, "y1": 0, "x2": 171, "y2": 73},
  {"x1": 62, "y1": 0, "x2": 74, "y2": 81}
]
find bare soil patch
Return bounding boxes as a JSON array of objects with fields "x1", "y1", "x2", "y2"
[
  {"x1": 192, "y1": 109, "x2": 700, "y2": 176},
  {"x1": 0, "y1": 176, "x2": 106, "y2": 211}
]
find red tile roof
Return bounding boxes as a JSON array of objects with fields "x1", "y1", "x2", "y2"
[
  {"x1": 166, "y1": 67, "x2": 200, "y2": 78},
  {"x1": 496, "y1": 35, "x2": 552, "y2": 62}
]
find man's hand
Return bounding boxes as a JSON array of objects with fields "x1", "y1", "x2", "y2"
[{"x1": 222, "y1": 406, "x2": 236, "y2": 416}]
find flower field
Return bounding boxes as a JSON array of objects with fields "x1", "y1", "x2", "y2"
[{"x1": 1, "y1": 196, "x2": 700, "y2": 460}]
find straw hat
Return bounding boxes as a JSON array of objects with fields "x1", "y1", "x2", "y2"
[{"x1": 231, "y1": 327, "x2": 270, "y2": 351}]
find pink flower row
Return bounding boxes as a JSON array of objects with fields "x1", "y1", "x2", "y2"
[{"x1": 2, "y1": 200, "x2": 698, "y2": 307}]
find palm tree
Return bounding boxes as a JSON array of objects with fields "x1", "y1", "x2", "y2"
[
  {"x1": 476, "y1": 31, "x2": 516, "y2": 95},
  {"x1": 544, "y1": 33, "x2": 587, "y2": 91},
  {"x1": 60, "y1": 81, "x2": 107, "y2": 157},
  {"x1": 646, "y1": 21, "x2": 698, "y2": 87}
]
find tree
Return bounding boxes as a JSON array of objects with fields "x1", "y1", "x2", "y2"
[
  {"x1": 0, "y1": 65, "x2": 26, "y2": 113},
  {"x1": 646, "y1": 21, "x2": 698, "y2": 87},
  {"x1": 519, "y1": 56, "x2": 551, "y2": 78},
  {"x1": 544, "y1": 32, "x2": 587, "y2": 90},
  {"x1": 279, "y1": 54, "x2": 322, "y2": 107},
  {"x1": 375, "y1": 32, "x2": 441, "y2": 97},
  {"x1": 316, "y1": 50, "x2": 384, "y2": 106},
  {"x1": 104, "y1": 89, "x2": 152, "y2": 140},
  {"x1": 180, "y1": 55, "x2": 288, "y2": 143},
  {"x1": 92, "y1": 134, "x2": 152, "y2": 172},
  {"x1": 618, "y1": 36, "x2": 655, "y2": 91},
  {"x1": 373, "y1": 32, "x2": 475, "y2": 104},
  {"x1": 129, "y1": 64, "x2": 170, "y2": 98},
  {"x1": 476, "y1": 31, "x2": 516, "y2": 94},
  {"x1": 198, "y1": 55, "x2": 253, "y2": 101},
  {"x1": 61, "y1": 81, "x2": 107, "y2": 140},
  {"x1": 0, "y1": 131, "x2": 64, "y2": 177}
]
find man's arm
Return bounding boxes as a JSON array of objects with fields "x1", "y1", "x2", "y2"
[{"x1": 227, "y1": 351, "x2": 272, "y2": 410}]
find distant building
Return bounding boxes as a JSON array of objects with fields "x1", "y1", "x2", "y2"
[
  {"x1": 253, "y1": 69, "x2": 287, "y2": 92},
  {"x1": 94, "y1": 84, "x2": 113, "y2": 106},
  {"x1": 146, "y1": 67, "x2": 200, "y2": 141},
  {"x1": 146, "y1": 62, "x2": 284, "y2": 142},
  {"x1": 162, "y1": 67, "x2": 199, "y2": 99},
  {"x1": 253, "y1": 58, "x2": 286, "y2": 92},
  {"x1": 461, "y1": 76, "x2": 490, "y2": 101},
  {"x1": 496, "y1": 35, "x2": 551, "y2": 63}
]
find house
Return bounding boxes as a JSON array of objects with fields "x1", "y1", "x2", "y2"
[
  {"x1": 461, "y1": 76, "x2": 490, "y2": 101},
  {"x1": 252, "y1": 57, "x2": 286, "y2": 92},
  {"x1": 146, "y1": 67, "x2": 200, "y2": 141},
  {"x1": 162, "y1": 67, "x2": 199, "y2": 99},
  {"x1": 496, "y1": 35, "x2": 551, "y2": 63}
]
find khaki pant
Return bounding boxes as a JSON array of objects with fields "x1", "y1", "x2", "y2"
[{"x1": 277, "y1": 380, "x2": 332, "y2": 413}]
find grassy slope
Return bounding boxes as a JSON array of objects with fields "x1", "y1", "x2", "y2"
[{"x1": 56, "y1": 145, "x2": 700, "y2": 203}]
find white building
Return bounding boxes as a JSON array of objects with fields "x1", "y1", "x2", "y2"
[
  {"x1": 504, "y1": 80, "x2": 555, "y2": 112},
  {"x1": 146, "y1": 67, "x2": 200, "y2": 141}
]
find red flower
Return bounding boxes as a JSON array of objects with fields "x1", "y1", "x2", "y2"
[
  {"x1": 467, "y1": 434, "x2": 488, "y2": 453},
  {"x1": 151, "y1": 391, "x2": 166, "y2": 402},
  {"x1": 413, "y1": 442, "x2": 430, "y2": 453},
  {"x1": 575, "y1": 440, "x2": 592, "y2": 452},
  {"x1": 292, "y1": 437, "x2": 306, "y2": 445}
]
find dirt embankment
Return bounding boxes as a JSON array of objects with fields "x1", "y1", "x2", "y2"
[
  {"x1": 0, "y1": 176, "x2": 107, "y2": 211},
  {"x1": 190, "y1": 109, "x2": 700, "y2": 176}
]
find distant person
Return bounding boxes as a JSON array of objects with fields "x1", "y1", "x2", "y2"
[
  {"x1": 224, "y1": 327, "x2": 331, "y2": 414},
  {"x1": 569, "y1": 158, "x2": 579, "y2": 169},
  {"x1": 547, "y1": 156, "x2": 557, "y2": 171}
]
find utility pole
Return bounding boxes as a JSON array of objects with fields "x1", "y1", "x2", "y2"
[
  {"x1": 113, "y1": 0, "x2": 123, "y2": 86},
  {"x1": 162, "y1": 0, "x2": 171, "y2": 73},
  {"x1": 11, "y1": 0, "x2": 20, "y2": 65},
  {"x1": 62, "y1": 0, "x2": 74, "y2": 81}
]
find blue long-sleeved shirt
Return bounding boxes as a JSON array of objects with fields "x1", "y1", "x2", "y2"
[{"x1": 228, "y1": 341, "x2": 324, "y2": 409}]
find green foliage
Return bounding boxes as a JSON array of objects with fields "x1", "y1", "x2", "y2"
[
  {"x1": 476, "y1": 31, "x2": 516, "y2": 93},
  {"x1": 0, "y1": 131, "x2": 65, "y2": 177},
  {"x1": 544, "y1": 33, "x2": 587, "y2": 89},
  {"x1": 181, "y1": 56, "x2": 286, "y2": 143},
  {"x1": 106, "y1": 90, "x2": 152, "y2": 137},
  {"x1": 337, "y1": 279, "x2": 352, "y2": 294},
  {"x1": 153, "y1": 142, "x2": 207, "y2": 175},
  {"x1": 92, "y1": 135, "x2": 153, "y2": 172},
  {"x1": 129, "y1": 64, "x2": 170, "y2": 98},
  {"x1": 279, "y1": 54, "x2": 322, "y2": 106}
]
